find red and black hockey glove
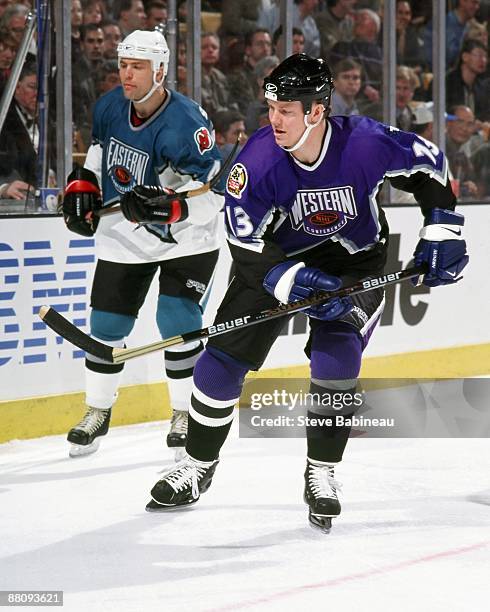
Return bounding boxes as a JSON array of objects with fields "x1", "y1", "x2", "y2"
[
  {"x1": 120, "y1": 185, "x2": 189, "y2": 225},
  {"x1": 62, "y1": 167, "x2": 102, "y2": 237}
]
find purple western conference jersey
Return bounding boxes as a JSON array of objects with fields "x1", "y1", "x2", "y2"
[{"x1": 224, "y1": 115, "x2": 455, "y2": 281}]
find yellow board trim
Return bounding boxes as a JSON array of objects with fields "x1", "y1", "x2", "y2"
[{"x1": 1, "y1": 343, "x2": 488, "y2": 444}]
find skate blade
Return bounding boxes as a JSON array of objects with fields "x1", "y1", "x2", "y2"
[
  {"x1": 69, "y1": 439, "x2": 101, "y2": 458},
  {"x1": 145, "y1": 498, "x2": 199, "y2": 512},
  {"x1": 308, "y1": 512, "x2": 333, "y2": 534}
]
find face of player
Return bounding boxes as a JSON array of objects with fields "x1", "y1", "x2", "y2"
[
  {"x1": 267, "y1": 99, "x2": 323, "y2": 148},
  {"x1": 334, "y1": 68, "x2": 362, "y2": 98},
  {"x1": 119, "y1": 57, "x2": 161, "y2": 100},
  {"x1": 15, "y1": 74, "x2": 38, "y2": 115}
]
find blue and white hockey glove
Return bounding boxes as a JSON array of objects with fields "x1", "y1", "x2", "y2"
[
  {"x1": 263, "y1": 261, "x2": 353, "y2": 321},
  {"x1": 413, "y1": 208, "x2": 469, "y2": 287}
]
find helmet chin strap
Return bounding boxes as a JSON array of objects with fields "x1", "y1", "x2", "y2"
[
  {"x1": 281, "y1": 113, "x2": 324, "y2": 153},
  {"x1": 133, "y1": 71, "x2": 165, "y2": 104}
]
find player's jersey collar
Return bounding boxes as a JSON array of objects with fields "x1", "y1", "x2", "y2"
[
  {"x1": 127, "y1": 88, "x2": 172, "y2": 131},
  {"x1": 291, "y1": 120, "x2": 332, "y2": 172}
]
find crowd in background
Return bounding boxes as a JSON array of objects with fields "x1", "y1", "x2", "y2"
[{"x1": 0, "y1": 0, "x2": 490, "y2": 202}]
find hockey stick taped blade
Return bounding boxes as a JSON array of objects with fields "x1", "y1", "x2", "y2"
[{"x1": 38, "y1": 306, "x2": 115, "y2": 362}]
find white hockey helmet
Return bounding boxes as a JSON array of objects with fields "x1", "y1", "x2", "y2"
[{"x1": 117, "y1": 30, "x2": 170, "y2": 102}]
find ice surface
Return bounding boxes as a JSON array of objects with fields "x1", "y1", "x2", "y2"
[{"x1": 1, "y1": 421, "x2": 489, "y2": 612}]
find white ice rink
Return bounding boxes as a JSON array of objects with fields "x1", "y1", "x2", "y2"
[{"x1": 1, "y1": 421, "x2": 489, "y2": 612}]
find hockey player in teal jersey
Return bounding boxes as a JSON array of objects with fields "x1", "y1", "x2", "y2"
[{"x1": 62, "y1": 29, "x2": 224, "y2": 458}]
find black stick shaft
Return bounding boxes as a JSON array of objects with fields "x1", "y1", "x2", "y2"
[{"x1": 113, "y1": 265, "x2": 426, "y2": 363}]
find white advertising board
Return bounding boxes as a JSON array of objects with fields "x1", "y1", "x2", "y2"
[{"x1": 0, "y1": 204, "x2": 487, "y2": 401}]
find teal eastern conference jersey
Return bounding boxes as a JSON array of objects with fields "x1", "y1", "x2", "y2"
[{"x1": 84, "y1": 86, "x2": 224, "y2": 264}]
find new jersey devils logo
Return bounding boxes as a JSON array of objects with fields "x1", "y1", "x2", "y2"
[{"x1": 194, "y1": 127, "x2": 213, "y2": 155}]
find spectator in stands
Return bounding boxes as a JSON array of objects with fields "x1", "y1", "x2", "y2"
[
  {"x1": 330, "y1": 57, "x2": 362, "y2": 116},
  {"x1": 82, "y1": 0, "x2": 105, "y2": 25},
  {"x1": 464, "y1": 16, "x2": 488, "y2": 47},
  {"x1": 227, "y1": 28, "x2": 273, "y2": 115},
  {"x1": 71, "y1": 0, "x2": 84, "y2": 58},
  {"x1": 94, "y1": 59, "x2": 120, "y2": 96},
  {"x1": 201, "y1": 32, "x2": 233, "y2": 120},
  {"x1": 0, "y1": 1, "x2": 14, "y2": 21},
  {"x1": 0, "y1": 63, "x2": 40, "y2": 191},
  {"x1": 0, "y1": 3, "x2": 29, "y2": 47},
  {"x1": 222, "y1": 0, "x2": 270, "y2": 37},
  {"x1": 411, "y1": 102, "x2": 435, "y2": 142},
  {"x1": 244, "y1": 54, "x2": 280, "y2": 134},
  {"x1": 396, "y1": 65, "x2": 420, "y2": 131},
  {"x1": 177, "y1": 39, "x2": 187, "y2": 95},
  {"x1": 445, "y1": 105, "x2": 479, "y2": 199},
  {"x1": 395, "y1": 0, "x2": 426, "y2": 72},
  {"x1": 293, "y1": 0, "x2": 321, "y2": 57},
  {"x1": 145, "y1": 1, "x2": 167, "y2": 29},
  {"x1": 272, "y1": 25, "x2": 305, "y2": 58},
  {"x1": 101, "y1": 20, "x2": 122, "y2": 59},
  {"x1": 330, "y1": 8, "x2": 383, "y2": 119},
  {"x1": 72, "y1": 24, "x2": 105, "y2": 149},
  {"x1": 0, "y1": 30, "x2": 16, "y2": 90},
  {"x1": 472, "y1": 138, "x2": 490, "y2": 198},
  {"x1": 213, "y1": 109, "x2": 247, "y2": 158},
  {"x1": 114, "y1": 0, "x2": 146, "y2": 37},
  {"x1": 423, "y1": 0, "x2": 481, "y2": 69},
  {"x1": 446, "y1": 39, "x2": 490, "y2": 121},
  {"x1": 316, "y1": 0, "x2": 356, "y2": 60}
]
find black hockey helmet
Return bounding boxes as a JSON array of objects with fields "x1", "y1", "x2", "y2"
[{"x1": 263, "y1": 53, "x2": 333, "y2": 115}]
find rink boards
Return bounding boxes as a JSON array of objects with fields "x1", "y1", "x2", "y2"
[{"x1": 0, "y1": 204, "x2": 489, "y2": 440}]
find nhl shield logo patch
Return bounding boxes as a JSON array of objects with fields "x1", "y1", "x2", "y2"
[
  {"x1": 194, "y1": 127, "x2": 213, "y2": 155},
  {"x1": 226, "y1": 163, "x2": 248, "y2": 199}
]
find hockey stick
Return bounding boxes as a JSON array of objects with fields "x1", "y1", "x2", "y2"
[
  {"x1": 95, "y1": 132, "x2": 243, "y2": 218},
  {"x1": 38, "y1": 264, "x2": 426, "y2": 364}
]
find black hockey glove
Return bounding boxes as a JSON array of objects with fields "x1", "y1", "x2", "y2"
[
  {"x1": 120, "y1": 185, "x2": 189, "y2": 225},
  {"x1": 62, "y1": 167, "x2": 102, "y2": 237}
]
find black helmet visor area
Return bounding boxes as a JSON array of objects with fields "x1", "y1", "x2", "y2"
[{"x1": 263, "y1": 53, "x2": 333, "y2": 114}]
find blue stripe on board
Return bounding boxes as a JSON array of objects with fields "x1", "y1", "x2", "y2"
[
  {"x1": 4, "y1": 324, "x2": 19, "y2": 332},
  {"x1": 0, "y1": 308, "x2": 15, "y2": 316},
  {"x1": 24, "y1": 257, "x2": 54, "y2": 266},
  {"x1": 63, "y1": 271, "x2": 87, "y2": 280},
  {"x1": 69, "y1": 239, "x2": 95, "y2": 248},
  {"x1": 0, "y1": 259, "x2": 18, "y2": 267},
  {"x1": 24, "y1": 241, "x2": 51, "y2": 250},
  {"x1": 33, "y1": 273, "x2": 57, "y2": 282},
  {"x1": 0, "y1": 340, "x2": 19, "y2": 349},
  {"x1": 23, "y1": 354, "x2": 46, "y2": 364},
  {"x1": 23, "y1": 338, "x2": 47, "y2": 348},
  {"x1": 0, "y1": 292, "x2": 15, "y2": 300},
  {"x1": 66, "y1": 255, "x2": 95, "y2": 264},
  {"x1": 5, "y1": 275, "x2": 19, "y2": 283}
]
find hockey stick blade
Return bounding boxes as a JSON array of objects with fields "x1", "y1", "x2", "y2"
[
  {"x1": 96, "y1": 133, "x2": 242, "y2": 218},
  {"x1": 38, "y1": 264, "x2": 427, "y2": 364}
]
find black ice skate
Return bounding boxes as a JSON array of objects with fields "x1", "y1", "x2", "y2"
[
  {"x1": 67, "y1": 407, "x2": 111, "y2": 457},
  {"x1": 304, "y1": 459, "x2": 341, "y2": 533},
  {"x1": 166, "y1": 410, "x2": 188, "y2": 461},
  {"x1": 146, "y1": 456, "x2": 218, "y2": 512}
]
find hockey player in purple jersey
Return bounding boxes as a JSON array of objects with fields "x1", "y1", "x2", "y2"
[{"x1": 123, "y1": 54, "x2": 468, "y2": 532}]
